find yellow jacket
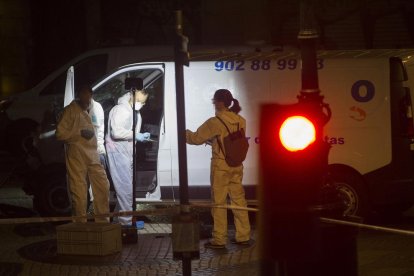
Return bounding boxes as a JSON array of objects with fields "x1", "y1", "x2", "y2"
[
  {"x1": 56, "y1": 100, "x2": 97, "y2": 152},
  {"x1": 186, "y1": 110, "x2": 246, "y2": 160}
]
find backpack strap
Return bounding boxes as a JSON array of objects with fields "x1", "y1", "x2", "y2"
[
  {"x1": 217, "y1": 115, "x2": 241, "y2": 132},
  {"x1": 216, "y1": 135, "x2": 225, "y2": 156},
  {"x1": 215, "y1": 116, "x2": 230, "y2": 156},
  {"x1": 216, "y1": 116, "x2": 231, "y2": 134}
]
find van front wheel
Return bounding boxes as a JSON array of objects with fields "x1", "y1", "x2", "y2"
[
  {"x1": 33, "y1": 172, "x2": 71, "y2": 217},
  {"x1": 328, "y1": 166, "x2": 370, "y2": 218}
]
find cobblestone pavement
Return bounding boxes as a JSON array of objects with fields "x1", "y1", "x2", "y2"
[
  {"x1": 2, "y1": 184, "x2": 414, "y2": 275},
  {"x1": 0, "y1": 186, "x2": 259, "y2": 275},
  {"x1": 0, "y1": 221, "x2": 259, "y2": 276}
]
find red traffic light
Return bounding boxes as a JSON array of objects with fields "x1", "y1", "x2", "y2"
[
  {"x1": 279, "y1": 116, "x2": 316, "y2": 151},
  {"x1": 259, "y1": 103, "x2": 331, "y2": 265},
  {"x1": 259, "y1": 103, "x2": 330, "y2": 195}
]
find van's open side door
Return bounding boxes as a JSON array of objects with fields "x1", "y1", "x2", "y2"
[{"x1": 64, "y1": 66, "x2": 75, "y2": 107}]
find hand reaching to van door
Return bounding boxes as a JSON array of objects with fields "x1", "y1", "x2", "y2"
[
  {"x1": 205, "y1": 138, "x2": 213, "y2": 146},
  {"x1": 136, "y1": 132, "x2": 150, "y2": 142}
]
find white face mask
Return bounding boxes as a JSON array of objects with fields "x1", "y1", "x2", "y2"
[{"x1": 134, "y1": 102, "x2": 144, "y2": 111}]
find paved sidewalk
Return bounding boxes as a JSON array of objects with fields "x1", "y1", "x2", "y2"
[
  {"x1": 0, "y1": 221, "x2": 259, "y2": 276},
  {"x1": 0, "y1": 184, "x2": 259, "y2": 275},
  {"x1": 3, "y1": 184, "x2": 414, "y2": 275}
]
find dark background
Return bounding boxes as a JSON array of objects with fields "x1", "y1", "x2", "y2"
[{"x1": 1, "y1": 0, "x2": 414, "y2": 97}]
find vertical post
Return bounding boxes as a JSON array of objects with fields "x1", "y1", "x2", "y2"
[
  {"x1": 132, "y1": 91, "x2": 137, "y2": 212},
  {"x1": 259, "y1": 1, "x2": 335, "y2": 275},
  {"x1": 174, "y1": 10, "x2": 190, "y2": 207},
  {"x1": 297, "y1": 1, "x2": 357, "y2": 275},
  {"x1": 297, "y1": 0, "x2": 329, "y2": 147},
  {"x1": 298, "y1": 0, "x2": 320, "y2": 98},
  {"x1": 173, "y1": 10, "x2": 194, "y2": 276}
]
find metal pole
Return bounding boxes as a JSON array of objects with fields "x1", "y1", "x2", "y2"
[
  {"x1": 132, "y1": 90, "x2": 137, "y2": 212},
  {"x1": 298, "y1": 0, "x2": 331, "y2": 147},
  {"x1": 298, "y1": 0, "x2": 320, "y2": 98},
  {"x1": 174, "y1": 10, "x2": 190, "y2": 206},
  {"x1": 296, "y1": 1, "x2": 356, "y2": 275},
  {"x1": 183, "y1": 253, "x2": 192, "y2": 276},
  {"x1": 174, "y1": 10, "x2": 192, "y2": 276}
]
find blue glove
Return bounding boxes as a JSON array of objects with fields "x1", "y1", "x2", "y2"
[{"x1": 136, "y1": 132, "x2": 150, "y2": 142}]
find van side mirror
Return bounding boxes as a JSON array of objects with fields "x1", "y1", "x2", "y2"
[{"x1": 125, "y1": 78, "x2": 144, "y2": 91}]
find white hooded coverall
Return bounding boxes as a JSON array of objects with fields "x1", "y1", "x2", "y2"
[
  {"x1": 89, "y1": 99, "x2": 106, "y2": 156},
  {"x1": 88, "y1": 99, "x2": 106, "y2": 202},
  {"x1": 105, "y1": 93, "x2": 142, "y2": 226},
  {"x1": 56, "y1": 100, "x2": 110, "y2": 222},
  {"x1": 186, "y1": 110, "x2": 251, "y2": 245}
]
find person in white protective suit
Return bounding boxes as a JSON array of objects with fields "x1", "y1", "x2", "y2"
[
  {"x1": 186, "y1": 89, "x2": 251, "y2": 249},
  {"x1": 86, "y1": 86, "x2": 107, "y2": 205},
  {"x1": 89, "y1": 98, "x2": 107, "y2": 164},
  {"x1": 56, "y1": 86, "x2": 110, "y2": 222},
  {"x1": 105, "y1": 89, "x2": 150, "y2": 226}
]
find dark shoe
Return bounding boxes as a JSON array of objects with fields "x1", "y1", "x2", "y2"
[
  {"x1": 230, "y1": 238, "x2": 250, "y2": 245},
  {"x1": 204, "y1": 241, "x2": 225, "y2": 249}
]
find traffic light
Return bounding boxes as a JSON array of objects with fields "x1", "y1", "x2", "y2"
[
  {"x1": 259, "y1": 101, "x2": 332, "y2": 274},
  {"x1": 259, "y1": 101, "x2": 330, "y2": 209},
  {"x1": 279, "y1": 115, "x2": 316, "y2": 152}
]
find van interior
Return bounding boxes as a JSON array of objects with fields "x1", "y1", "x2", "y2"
[{"x1": 93, "y1": 68, "x2": 164, "y2": 198}]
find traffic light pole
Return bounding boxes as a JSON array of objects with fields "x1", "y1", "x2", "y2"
[
  {"x1": 259, "y1": 1, "x2": 357, "y2": 275},
  {"x1": 298, "y1": 0, "x2": 319, "y2": 95},
  {"x1": 298, "y1": 0, "x2": 326, "y2": 109},
  {"x1": 297, "y1": 0, "x2": 331, "y2": 164}
]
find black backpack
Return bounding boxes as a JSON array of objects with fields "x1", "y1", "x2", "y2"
[{"x1": 216, "y1": 116, "x2": 249, "y2": 167}]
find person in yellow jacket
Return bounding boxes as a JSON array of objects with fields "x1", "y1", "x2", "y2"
[
  {"x1": 56, "y1": 86, "x2": 110, "y2": 222},
  {"x1": 186, "y1": 89, "x2": 251, "y2": 249}
]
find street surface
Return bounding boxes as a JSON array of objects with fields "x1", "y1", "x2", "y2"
[{"x1": 1, "y1": 181, "x2": 414, "y2": 275}]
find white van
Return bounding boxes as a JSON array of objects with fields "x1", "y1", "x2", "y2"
[{"x1": 2, "y1": 47, "x2": 414, "y2": 217}]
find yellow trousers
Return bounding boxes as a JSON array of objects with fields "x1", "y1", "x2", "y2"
[
  {"x1": 66, "y1": 144, "x2": 110, "y2": 222},
  {"x1": 210, "y1": 159, "x2": 251, "y2": 245}
]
